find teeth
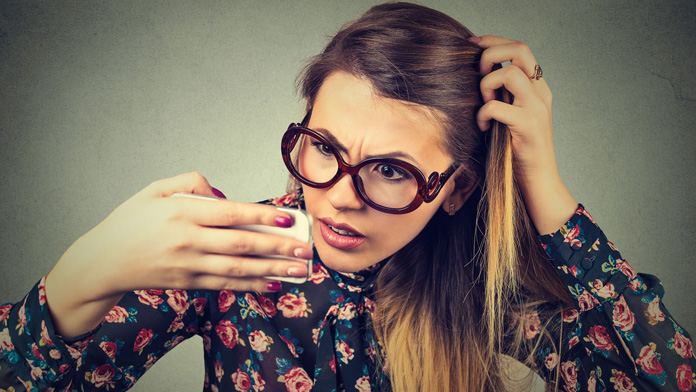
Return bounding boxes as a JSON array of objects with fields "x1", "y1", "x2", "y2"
[{"x1": 328, "y1": 224, "x2": 357, "y2": 237}]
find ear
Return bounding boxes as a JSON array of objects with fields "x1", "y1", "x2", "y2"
[{"x1": 440, "y1": 180, "x2": 478, "y2": 214}]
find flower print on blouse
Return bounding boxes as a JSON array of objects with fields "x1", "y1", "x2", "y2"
[
  {"x1": 1, "y1": 192, "x2": 695, "y2": 391},
  {"x1": 526, "y1": 205, "x2": 696, "y2": 391}
]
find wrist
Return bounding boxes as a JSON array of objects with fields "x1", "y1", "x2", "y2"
[
  {"x1": 45, "y1": 240, "x2": 126, "y2": 339},
  {"x1": 45, "y1": 269, "x2": 124, "y2": 339},
  {"x1": 517, "y1": 171, "x2": 578, "y2": 235}
]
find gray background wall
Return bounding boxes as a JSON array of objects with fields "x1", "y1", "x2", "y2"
[{"x1": 1, "y1": 1, "x2": 694, "y2": 391}]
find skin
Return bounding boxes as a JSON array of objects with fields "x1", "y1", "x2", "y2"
[
  {"x1": 44, "y1": 34, "x2": 578, "y2": 340},
  {"x1": 301, "y1": 71, "x2": 466, "y2": 272},
  {"x1": 472, "y1": 35, "x2": 578, "y2": 235},
  {"x1": 45, "y1": 173, "x2": 314, "y2": 338}
]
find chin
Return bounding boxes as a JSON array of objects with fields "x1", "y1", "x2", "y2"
[{"x1": 314, "y1": 241, "x2": 383, "y2": 273}]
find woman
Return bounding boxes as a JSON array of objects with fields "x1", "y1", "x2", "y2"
[{"x1": 1, "y1": 2, "x2": 694, "y2": 391}]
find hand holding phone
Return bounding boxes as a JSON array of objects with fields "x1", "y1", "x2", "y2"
[
  {"x1": 45, "y1": 172, "x2": 311, "y2": 340},
  {"x1": 172, "y1": 193, "x2": 313, "y2": 283}
]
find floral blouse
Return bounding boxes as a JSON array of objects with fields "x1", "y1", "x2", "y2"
[{"x1": 1, "y1": 191, "x2": 694, "y2": 392}]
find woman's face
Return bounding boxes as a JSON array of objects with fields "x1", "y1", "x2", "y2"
[{"x1": 302, "y1": 72, "x2": 458, "y2": 272}]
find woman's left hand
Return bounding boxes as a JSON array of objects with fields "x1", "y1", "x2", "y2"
[{"x1": 470, "y1": 35, "x2": 578, "y2": 235}]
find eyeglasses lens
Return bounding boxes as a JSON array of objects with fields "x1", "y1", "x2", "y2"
[{"x1": 287, "y1": 132, "x2": 419, "y2": 210}]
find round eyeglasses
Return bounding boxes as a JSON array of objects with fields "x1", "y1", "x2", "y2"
[{"x1": 281, "y1": 115, "x2": 460, "y2": 214}]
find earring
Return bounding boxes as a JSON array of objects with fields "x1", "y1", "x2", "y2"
[{"x1": 448, "y1": 203, "x2": 456, "y2": 216}]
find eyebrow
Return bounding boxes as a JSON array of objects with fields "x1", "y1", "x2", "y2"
[{"x1": 312, "y1": 127, "x2": 423, "y2": 167}]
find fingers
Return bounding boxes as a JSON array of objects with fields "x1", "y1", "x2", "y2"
[
  {"x1": 476, "y1": 100, "x2": 525, "y2": 132},
  {"x1": 471, "y1": 35, "x2": 552, "y2": 131},
  {"x1": 145, "y1": 174, "x2": 293, "y2": 228},
  {"x1": 139, "y1": 171, "x2": 294, "y2": 228},
  {"x1": 168, "y1": 197, "x2": 295, "y2": 228},
  {"x1": 477, "y1": 66, "x2": 551, "y2": 131},
  {"x1": 147, "y1": 246, "x2": 309, "y2": 292},
  {"x1": 479, "y1": 65, "x2": 537, "y2": 104},
  {"x1": 163, "y1": 253, "x2": 308, "y2": 293},
  {"x1": 193, "y1": 227, "x2": 313, "y2": 259},
  {"x1": 145, "y1": 172, "x2": 218, "y2": 198},
  {"x1": 473, "y1": 35, "x2": 540, "y2": 78},
  {"x1": 190, "y1": 254, "x2": 308, "y2": 280},
  {"x1": 479, "y1": 40, "x2": 538, "y2": 77},
  {"x1": 474, "y1": 34, "x2": 518, "y2": 48},
  {"x1": 124, "y1": 172, "x2": 313, "y2": 293},
  {"x1": 188, "y1": 275, "x2": 282, "y2": 293}
]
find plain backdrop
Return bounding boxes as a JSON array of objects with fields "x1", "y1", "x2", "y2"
[{"x1": 1, "y1": 1, "x2": 694, "y2": 391}]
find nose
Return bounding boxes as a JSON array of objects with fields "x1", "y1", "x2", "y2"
[{"x1": 325, "y1": 173, "x2": 364, "y2": 211}]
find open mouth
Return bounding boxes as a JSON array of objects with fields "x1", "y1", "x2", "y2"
[
  {"x1": 327, "y1": 224, "x2": 360, "y2": 237},
  {"x1": 318, "y1": 218, "x2": 365, "y2": 250}
]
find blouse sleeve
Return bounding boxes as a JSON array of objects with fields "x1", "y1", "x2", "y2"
[
  {"x1": 522, "y1": 205, "x2": 695, "y2": 391},
  {"x1": 0, "y1": 277, "x2": 211, "y2": 391}
]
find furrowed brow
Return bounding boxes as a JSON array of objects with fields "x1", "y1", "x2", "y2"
[
  {"x1": 313, "y1": 127, "x2": 349, "y2": 156},
  {"x1": 313, "y1": 127, "x2": 423, "y2": 167}
]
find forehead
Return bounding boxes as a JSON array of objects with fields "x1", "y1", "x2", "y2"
[{"x1": 309, "y1": 72, "x2": 450, "y2": 164}]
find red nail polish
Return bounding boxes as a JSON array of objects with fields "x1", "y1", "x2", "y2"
[
  {"x1": 266, "y1": 281, "x2": 282, "y2": 291},
  {"x1": 275, "y1": 216, "x2": 292, "y2": 228},
  {"x1": 468, "y1": 36, "x2": 482, "y2": 44},
  {"x1": 211, "y1": 187, "x2": 226, "y2": 199}
]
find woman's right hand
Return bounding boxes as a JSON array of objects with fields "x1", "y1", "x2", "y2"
[{"x1": 45, "y1": 172, "x2": 313, "y2": 338}]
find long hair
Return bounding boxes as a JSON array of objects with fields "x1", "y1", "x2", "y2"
[{"x1": 297, "y1": 3, "x2": 572, "y2": 390}]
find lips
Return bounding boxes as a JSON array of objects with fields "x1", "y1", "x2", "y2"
[{"x1": 318, "y1": 218, "x2": 366, "y2": 250}]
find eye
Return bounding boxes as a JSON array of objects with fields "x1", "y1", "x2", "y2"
[
  {"x1": 310, "y1": 141, "x2": 333, "y2": 156},
  {"x1": 375, "y1": 163, "x2": 409, "y2": 181}
]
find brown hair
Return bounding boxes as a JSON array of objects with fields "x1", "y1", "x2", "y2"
[{"x1": 298, "y1": 2, "x2": 571, "y2": 390}]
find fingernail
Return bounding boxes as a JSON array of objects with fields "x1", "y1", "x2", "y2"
[
  {"x1": 211, "y1": 187, "x2": 226, "y2": 199},
  {"x1": 275, "y1": 216, "x2": 292, "y2": 228},
  {"x1": 266, "y1": 281, "x2": 282, "y2": 291},
  {"x1": 287, "y1": 265, "x2": 308, "y2": 277},
  {"x1": 468, "y1": 36, "x2": 481, "y2": 44},
  {"x1": 293, "y1": 247, "x2": 313, "y2": 259}
]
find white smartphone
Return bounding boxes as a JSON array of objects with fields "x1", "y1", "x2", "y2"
[{"x1": 171, "y1": 192, "x2": 313, "y2": 284}]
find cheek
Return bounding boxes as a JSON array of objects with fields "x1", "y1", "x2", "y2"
[
  {"x1": 369, "y1": 205, "x2": 438, "y2": 249},
  {"x1": 301, "y1": 186, "x2": 321, "y2": 213},
  {"x1": 302, "y1": 184, "x2": 440, "y2": 270}
]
